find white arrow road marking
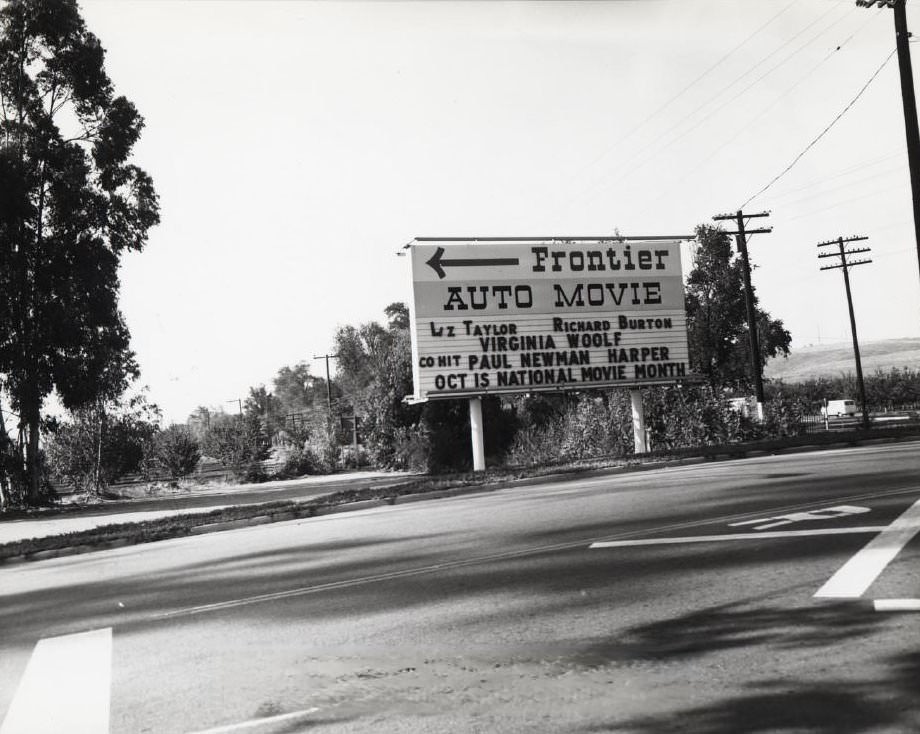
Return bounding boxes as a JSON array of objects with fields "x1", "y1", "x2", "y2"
[
  {"x1": 728, "y1": 505, "x2": 871, "y2": 531},
  {"x1": 186, "y1": 708, "x2": 320, "y2": 734},
  {"x1": 814, "y1": 498, "x2": 920, "y2": 599},
  {"x1": 0, "y1": 628, "x2": 111, "y2": 734},
  {"x1": 589, "y1": 526, "x2": 885, "y2": 548}
]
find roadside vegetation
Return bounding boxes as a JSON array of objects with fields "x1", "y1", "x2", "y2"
[
  {"x1": 1, "y1": 4, "x2": 918, "y2": 512},
  {"x1": 5, "y1": 213, "x2": 920, "y2": 511}
]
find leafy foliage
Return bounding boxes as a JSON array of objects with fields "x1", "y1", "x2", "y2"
[
  {"x1": 200, "y1": 413, "x2": 269, "y2": 479},
  {"x1": 46, "y1": 391, "x2": 160, "y2": 494},
  {"x1": 334, "y1": 311, "x2": 421, "y2": 469},
  {"x1": 644, "y1": 385, "x2": 742, "y2": 449},
  {"x1": 506, "y1": 392, "x2": 632, "y2": 466},
  {"x1": 769, "y1": 367, "x2": 920, "y2": 412},
  {"x1": 272, "y1": 447, "x2": 318, "y2": 479},
  {"x1": 686, "y1": 225, "x2": 791, "y2": 389},
  {"x1": 0, "y1": 0, "x2": 158, "y2": 504},
  {"x1": 146, "y1": 425, "x2": 201, "y2": 481}
]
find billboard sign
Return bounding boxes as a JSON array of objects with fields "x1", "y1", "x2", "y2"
[{"x1": 407, "y1": 238, "x2": 691, "y2": 401}]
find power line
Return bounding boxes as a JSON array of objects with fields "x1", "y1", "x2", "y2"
[
  {"x1": 561, "y1": 0, "x2": 800, "y2": 187},
  {"x1": 764, "y1": 150, "x2": 903, "y2": 200},
  {"x1": 629, "y1": 10, "x2": 880, "y2": 221},
  {"x1": 820, "y1": 2, "x2": 885, "y2": 62},
  {"x1": 783, "y1": 177, "x2": 902, "y2": 214},
  {"x1": 784, "y1": 183, "x2": 901, "y2": 221},
  {"x1": 669, "y1": 2, "x2": 858, "y2": 144},
  {"x1": 740, "y1": 46, "x2": 898, "y2": 209},
  {"x1": 685, "y1": 4, "x2": 875, "y2": 163},
  {"x1": 565, "y1": 2, "x2": 851, "y2": 215}
]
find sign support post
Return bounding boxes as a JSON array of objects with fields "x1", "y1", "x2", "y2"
[
  {"x1": 469, "y1": 396, "x2": 486, "y2": 471},
  {"x1": 630, "y1": 388, "x2": 647, "y2": 454}
]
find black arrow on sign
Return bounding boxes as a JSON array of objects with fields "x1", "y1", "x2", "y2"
[{"x1": 425, "y1": 247, "x2": 520, "y2": 279}]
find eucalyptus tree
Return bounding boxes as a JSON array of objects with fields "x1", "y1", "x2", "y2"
[{"x1": 0, "y1": 0, "x2": 158, "y2": 504}]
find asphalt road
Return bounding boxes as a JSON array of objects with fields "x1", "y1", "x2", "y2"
[{"x1": 1, "y1": 442, "x2": 919, "y2": 733}]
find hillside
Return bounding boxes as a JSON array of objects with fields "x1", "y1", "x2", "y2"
[{"x1": 765, "y1": 338, "x2": 920, "y2": 383}]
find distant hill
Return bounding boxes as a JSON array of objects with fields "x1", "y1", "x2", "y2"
[{"x1": 765, "y1": 338, "x2": 920, "y2": 383}]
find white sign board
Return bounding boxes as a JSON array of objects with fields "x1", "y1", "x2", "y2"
[{"x1": 407, "y1": 238, "x2": 691, "y2": 401}]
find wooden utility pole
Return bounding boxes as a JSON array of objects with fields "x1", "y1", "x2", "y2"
[
  {"x1": 713, "y1": 210, "x2": 772, "y2": 419},
  {"x1": 857, "y1": 0, "x2": 920, "y2": 292},
  {"x1": 818, "y1": 235, "x2": 872, "y2": 430},
  {"x1": 313, "y1": 353, "x2": 338, "y2": 413}
]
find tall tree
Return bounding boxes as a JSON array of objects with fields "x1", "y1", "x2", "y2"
[
  {"x1": 685, "y1": 225, "x2": 791, "y2": 390},
  {"x1": 0, "y1": 0, "x2": 158, "y2": 504}
]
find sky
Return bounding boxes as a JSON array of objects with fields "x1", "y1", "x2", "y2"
[{"x1": 72, "y1": 0, "x2": 920, "y2": 423}]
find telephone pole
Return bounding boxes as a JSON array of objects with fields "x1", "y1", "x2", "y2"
[
  {"x1": 856, "y1": 0, "x2": 920, "y2": 293},
  {"x1": 313, "y1": 353, "x2": 338, "y2": 413},
  {"x1": 818, "y1": 235, "x2": 872, "y2": 430},
  {"x1": 713, "y1": 210, "x2": 772, "y2": 419}
]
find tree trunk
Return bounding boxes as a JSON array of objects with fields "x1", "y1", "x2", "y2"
[
  {"x1": 94, "y1": 402, "x2": 103, "y2": 495},
  {"x1": 23, "y1": 390, "x2": 42, "y2": 505},
  {"x1": 0, "y1": 403, "x2": 8, "y2": 511},
  {"x1": 26, "y1": 413, "x2": 40, "y2": 504}
]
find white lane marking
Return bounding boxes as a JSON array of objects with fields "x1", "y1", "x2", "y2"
[
  {"x1": 815, "y1": 498, "x2": 920, "y2": 599},
  {"x1": 874, "y1": 599, "x2": 920, "y2": 612},
  {"x1": 728, "y1": 505, "x2": 870, "y2": 531},
  {"x1": 0, "y1": 628, "x2": 111, "y2": 734},
  {"x1": 153, "y1": 487, "x2": 920, "y2": 621},
  {"x1": 186, "y1": 707, "x2": 320, "y2": 734},
  {"x1": 589, "y1": 526, "x2": 885, "y2": 548}
]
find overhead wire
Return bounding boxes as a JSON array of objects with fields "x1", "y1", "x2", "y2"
[
  {"x1": 782, "y1": 182, "x2": 902, "y2": 221},
  {"x1": 628, "y1": 5, "x2": 875, "y2": 221},
  {"x1": 764, "y1": 148, "x2": 904, "y2": 199},
  {"x1": 567, "y1": 1, "x2": 846, "y2": 210},
  {"x1": 765, "y1": 164, "x2": 903, "y2": 209},
  {"x1": 740, "y1": 45, "x2": 898, "y2": 209},
  {"x1": 559, "y1": 0, "x2": 800, "y2": 189},
  {"x1": 652, "y1": 2, "x2": 859, "y2": 158}
]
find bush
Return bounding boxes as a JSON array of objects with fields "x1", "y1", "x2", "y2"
[
  {"x1": 390, "y1": 425, "x2": 433, "y2": 473},
  {"x1": 304, "y1": 417, "x2": 339, "y2": 474},
  {"x1": 200, "y1": 414, "x2": 270, "y2": 477},
  {"x1": 273, "y1": 448, "x2": 318, "y2": 479},
  {"x1": 506, "y1": 391, "x2": 632, "y2": 466},
  {"x1": 46, "y1": 405, "x2": 158, "y2": 494},
  {"x1": 147, "y1": 426, "x2": 201, "y2": 480},
  {"x1": 644, "y1": 385, "x2": 741, "y2": 450},
  {"x1": 339, "y1": 445, "x2": 370, "y2": 470}
]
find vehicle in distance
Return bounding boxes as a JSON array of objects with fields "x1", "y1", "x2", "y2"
[{"x1": 821, "y1": 399, "x2": 857, "y2": 418}]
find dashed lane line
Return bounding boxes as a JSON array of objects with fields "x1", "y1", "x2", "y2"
[
  {"x1": 814, "y1": 498, "x2": 920, "y2": 599},
  {"x1": 0, "y1": 628, "x2": 111, "y2": 734}
]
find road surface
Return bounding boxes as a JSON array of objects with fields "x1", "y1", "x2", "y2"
[{"x1": 1, "y1": 442, "x2": 918, "y2": 733}]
